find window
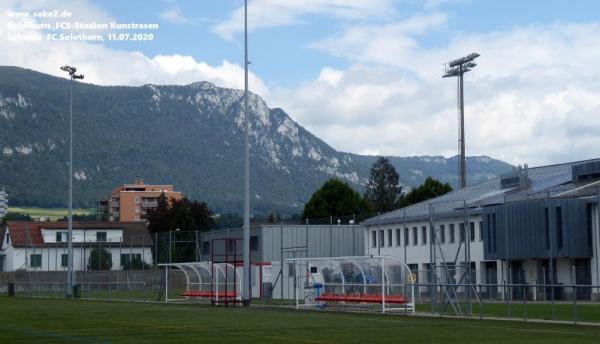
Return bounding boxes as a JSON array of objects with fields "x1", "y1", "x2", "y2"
[
  {"x1": 250, "y1": 236, "x2": 259, "y2": 251},
  {"x1": 61, "y1": 254, "x2": 68, "y2": 267},
  {"x1": 387, "y1": 229, "x2": 393, "y2": 247},
  {"x1": 544, "y1": 207, "x2": 550, "y2": 250},
  {"x1": 30, "y1": 254, "x2": 42, "y2": 268},
  {"x1": 556, "y1": 206, "x2": 563, "y2": 249},
  {"x1": 56, "y1": 232, "x2": 66, "y2": 243},
  {"x1": 287, "y1": 262, "x2": 295, "y2": 276},
  {"x1": 470, "y1": 222, "x2": 476, "y2": 242},
  {"x1": 135, "y1": 207, "x2": 141, "y2": 214},
  {"x1": 479, "y1": 221, "x2": 483, "y2": 241},
  {"x1": 135, "y1": 197, "x2": 141, "y2": 203},
  {"x1": 96, "y1": 232, "x2": 107, "y2": 242},
  {"x1": 404, "y1": 228, "x2": 409, "y2": 247},
  {"x1": 492, "y1": 213, "x2": 497, "y2": 252},
  {"x1": 408, "y1": 264, "x2": 419, "y2": 282},
  {"x1": 459, "y1": 223, "x2": 465, "y2": 242},
  {"x1": 121, "y1": 253, "x2": 142, "y2": 267},
  {"x1": 412, "y1": 227, "x2": 418, "y2": 246},
  {"x1": 371, "y1": 231, "x2": 377, "y2": 248},
  {"x1": 202, "y1": 241, "x2": 210, "y2": 254},
  {"x1": 421, "y1": 226, "x2": 427, "y2": 245},
  {"x1": 440, "y1": 225, "x2": 446, "y2": 243},
  {"x1": 449, "y1": 224, "x2": 455, "y2": 243},
  {"x1": 396, "y1": 228, "x2": 401, "y2": 246},
  {"x1": 227, "y1": 239, "x2": 235, "y2": 253},
  {"x1": 379, "y1": 230, "x2": 385, "y2": 248}
]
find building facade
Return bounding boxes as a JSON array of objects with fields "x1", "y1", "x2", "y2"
[
  {"x1": 97, "y1": 179, "x2": 182, "y2": 222},
  {"x1": 198, "y1": 224, "x2": 366, "y2": 299},
  {"x1": 363, "y1": 159, "x2": 600, "y2": 301},
  {"x1": 0, "y1": 189, "x2": 7, "y2": 219},
  {"x1": 0, "y1": 221, "x2": 153, "y2": 272}
]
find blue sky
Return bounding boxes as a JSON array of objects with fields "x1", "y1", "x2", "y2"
[{"x1": 2, "y1": 0, "x2": 600, "y2": 165}]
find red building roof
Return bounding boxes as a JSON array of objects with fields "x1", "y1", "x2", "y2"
[{"x1": 5, "y1": 221, "x2": 152, "y2": 247}]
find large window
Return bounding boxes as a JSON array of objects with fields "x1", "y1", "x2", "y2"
[
  {"x1": 30, "y1": 254, "x2": 42, "y2": 268},
  {"x1": 371, "y1": 231, "x2": 377, "y2": 248},
  {"x1": 470, "y1": 222, "x2": 476, "y2": 242},
  {"x1": 421, "y1": 226, "x2": 427, "y2": 245},
  {"x1": 404, "y1": 228, "x2": 409, "y2": 247},
  {"x1": 250, "y1": 236, "x2": 259, "y2": 251},
  {"x1": 440, "y1": 225, "x2": 446, "y2": 243},
  {"x1": 387, "y1": 229, "x2": 393, "y2": 247},
  {"x1": 459, "y1": 223, "x2": 465, "y2": 242},
  {"x1": 449, "y1": 224, "x2": 455, "y2": 243},
  {"x1": 96, "y1": 232, "x2": 107, "y2": 242},
  {"x1": 556, "y1": 207, "x2": 563, "y2": 249},
  {"x1": 412, "y1": 227, "x2": 418, "y2": 246},
  {"x1": 479, "y1": 221, "x2": 483, "y2": 242},
  {"x1": 379, "y1": 230, "x2": 385, "y2": 248},
  {"x1": 202, "y1": 241, "x2": 210, "y2": 254},
  {"x1": 396, "y1": 228, "x2": 401, "y2": 246},
  {"x1": 61, "y1": 254, "x2": 68, "y2": 267}
]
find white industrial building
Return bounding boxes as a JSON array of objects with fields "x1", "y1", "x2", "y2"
[
  {"x1": 363, "y1": 159, "x2": 600, "y2": 300},
  {"x1": 0, "y1": 221, "x2": 153, "y2": 272}
]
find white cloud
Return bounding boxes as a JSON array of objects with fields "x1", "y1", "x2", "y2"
[
  {"x1": 272, "y1": 20, "x2": 600, "y2": 166},
  {"x1": 0, "y1": 1, "x2": 268, "y2": 95},
  {"x1": 317, "y1": 67, "x2": 344, "y2": 86},
  {"x1": 213, "y1": 0, "x2": 396, "y2": 40},
  {"x1": 159, "y1": 7, "x2": 190, "y2": 24}
]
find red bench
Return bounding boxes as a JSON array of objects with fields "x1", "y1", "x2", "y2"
[
  {"x1": 182, "y1": 290, "x2": 237, "y2": 298},
  {"x1": 315, "y1": 293, "x2": 407, "y2": 304}
]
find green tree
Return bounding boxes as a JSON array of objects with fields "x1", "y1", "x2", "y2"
[
  {"x1": 88, "y1": 247, "x2": 112, "y2": 270},
  {"x1": 144, "y1": 195, "x2": 214, "y2": 233},
  {"x1": 398, "y1": 177, "x2": 452, "y2": 208},
  {"x1": 303, "y1": 179, "x2": 372, "y2": 219},
  {"x1": 364, "y1": 157, "x2": 402, "y2": 213},
  {"x1": 144, "y1": 193, "x2": 170, "y2": 233},
  {"x1": 1, "y1": 212, "x2": 33, "y2": 225}
]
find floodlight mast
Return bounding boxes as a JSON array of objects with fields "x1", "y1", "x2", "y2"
[
  {"x1": 242, "y1": 0, "x2": 251, "y2": 307},
  {"x1": 442, "y1": 53, "x2": 479, "y2": 189},
  {"x1": 60, "y1": 65, "x2": 84, "y2": 298}
]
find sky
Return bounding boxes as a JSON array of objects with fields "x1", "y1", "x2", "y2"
[{"x1": 1, "y1": 0, "x2": 600, "y2": 166}]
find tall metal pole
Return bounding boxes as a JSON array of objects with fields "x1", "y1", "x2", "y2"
[
  {"x1": 242, "y1": 0, "x2": 251, "y2": 306},
  {"x1": 458, "y1": 70, "x2": 466, "y2": 189},
  {"x1": 67, "y1": 77, "x2": 74, "y2": 297},
  {"x1": 443, "y1": 52, "x2": 478, "y2": 189},
  {"x1": 60, "y1": 65, "x2": 83, "y2": 298}
]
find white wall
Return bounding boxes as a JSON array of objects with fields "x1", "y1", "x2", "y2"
[
  {"x1": 41, "y1": 229, "x2": 123, "y2": 243},
  {"x1": 5, "y1": 246, "x2": 153, "y2": 271},
  {"x1": 366, "y1": 216, "x2": 487, "y2": 285}
]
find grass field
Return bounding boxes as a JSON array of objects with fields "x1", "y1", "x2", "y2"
[
  {"x1": 7, "y1": 207, "x2": 95, "y2": 220},
  {"x1": 1, "y1": 297, "x2": 600, "y2": 343}
]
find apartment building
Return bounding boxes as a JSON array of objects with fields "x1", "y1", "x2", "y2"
[
  {"x1": 97, "y1": 179, "x2": 182, "y2": 222},
  {"x1": 0, "y1": 189, "x2": 7, "y2": 219}
]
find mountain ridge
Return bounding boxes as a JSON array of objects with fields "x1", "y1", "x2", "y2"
[{"x1": 0, "y1": 66, "x2": 513, "y2": 214}]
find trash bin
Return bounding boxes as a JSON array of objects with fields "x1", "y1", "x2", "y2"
[
  {"x1": 8, "y1": 283, "x2": 14, "y2": 297},
  {"x1": 73, "y1": 284, "x2": 81, "y2": 299}
]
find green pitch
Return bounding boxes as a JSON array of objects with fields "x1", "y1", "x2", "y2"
[{"x1": 1, "y1": 297, "x2": 600, "y2": 343}]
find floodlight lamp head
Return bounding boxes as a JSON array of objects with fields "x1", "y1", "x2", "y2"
[{"x1": 73, "y1": 74, "x2": 84, "y2": 80}]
